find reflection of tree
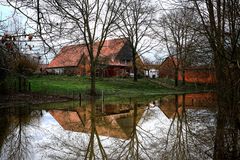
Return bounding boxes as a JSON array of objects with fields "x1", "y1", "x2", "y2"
[
  {"x1": 85, "y1": 98, "x2": 107, "y2": 160},
  {"x1": 0, "y1": 111, "x2": 10, "y2": 151},
  {"x1": 40, "y1": 100, "x2": 108, "y2": 159},
  {"x1": 43, "y1": 101, "x2": 161, "y2": 159},
  {"x1": 164, "y1": 94, "x2": 216, "y2": 160},
  {"x1": 109, "y1": 104, "x2": 160, "y2": 160},
  {"x1": 112, "y1": 105, "x2": 141, "y2": 159},
  {"x1": 38, "y1": 95, "x2": 218, "y2": 159},
  {"x1": 0, "y1": 107, "x2": 37, "y2": 160},
  {"x1": 164, "y1": 94, "x2": 190, "y2": 159}
]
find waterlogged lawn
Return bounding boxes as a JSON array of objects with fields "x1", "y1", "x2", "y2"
[{"x1": 29, "y1": 75, "x2": 175, "y2": 98}]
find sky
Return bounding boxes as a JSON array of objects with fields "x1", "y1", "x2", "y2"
[
  {"x1": 0, "y1": 5, "x2": 13, "y2": 18},
  {"x1": 0, "y1": 3, "x2": 167, "y2": 64},
  {"x1": 0, "y1": 4, "x2": 27, "y2": 34}
]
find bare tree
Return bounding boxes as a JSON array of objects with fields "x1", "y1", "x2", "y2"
[
  {"x1": 191, "y1": 1, "x2": 240, "y2": 159},
  {"x1": 0, "y1": 14, "x2": 39, "y2": 93},
  {"x1": 5, "y1": 0, "x2": 122, "y2": 95},
  {"x1": 155, "y1": 7, "x2": 205, "y2": 86},
  {"x1": 162, "y1": 94, "x2": 217, "y2": 159},
  {"x1": 0, "y1": 107, "x2": 33, "y2": 160},
  {"x1": 115, "y1": 0, "x2": 155, "y2": 81},
  {"x1": 84, "y1": 98, "x2": 108, "y2": 159}
]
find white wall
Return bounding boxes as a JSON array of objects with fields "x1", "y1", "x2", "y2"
[{"x1": 145, "y1": 68, "x2": 159, "y2": 78}]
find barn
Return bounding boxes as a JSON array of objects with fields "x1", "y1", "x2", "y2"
[{"x1": 47, "y1": 38, "x2": 136, "y2": 77}]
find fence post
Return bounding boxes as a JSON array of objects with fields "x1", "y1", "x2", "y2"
[
  {"x1": 79, "y1": 93, "x2": 82, "y2": 106},
  {"x1": 102, "y1": 90, "x2": 104, "y2": 103},
  {"x1": 102, "y1": 90, "x2": 104, "y2": 113}
]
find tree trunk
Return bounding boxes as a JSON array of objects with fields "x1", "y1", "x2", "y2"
[
  {"x1": 133, "y1": 63, "x2": 138, "y2": 82},
  {"x1": 213, "y1": 52, "x2": 240, "y2": 160},
  {"x1": 132, "y1": 51, "x2": 138, "y2": 82},
  {"x1": 90, "y1": 62, "x2": 96, "y2": 96},
  {"x1": 182, "y1": 69, "x2": 185, "y2": 86},
  {"x1": 175, "y1": 68, "x2": 178, "y2": 87}
]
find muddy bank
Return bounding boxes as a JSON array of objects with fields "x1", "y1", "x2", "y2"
[{"x1": 0, "y1": 93, "x2": 72, "y2": 107}]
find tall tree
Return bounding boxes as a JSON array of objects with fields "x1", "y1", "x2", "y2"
[
  {"x1": 192, "y1": 0, "x2": 240, "y2": 159},
  {"x1": 115, "y1": 0, "x2": 155, "y2": 81},
  {"x1": 155, "y1": 7, "x2": 205, "y2": 86},
  {"x1": 6, "y1": 0, "x2": 122, "y2": 95}
]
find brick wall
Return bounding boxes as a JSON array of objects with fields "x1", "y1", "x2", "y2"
[{"x1": 178, "y1": 68, "x2": 216, "y2": 84}]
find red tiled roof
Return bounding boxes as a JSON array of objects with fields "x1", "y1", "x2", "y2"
[
  {"x1": 48, "y1": 44, "x2": 87, "y2": 68},
  {"x1": 48, "y1": 38, "x2": 128, "y2": 68},
  {"x1": 161, "y1": 56, "x2": 178, "y2": 66},
  {"x1": 101, "y1": 38, "x2": 127, "y2": 56}
]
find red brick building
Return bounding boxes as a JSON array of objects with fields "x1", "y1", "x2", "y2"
[
  {"x1": 47, "y1": 38, "x2": 138, "y2": 77},
  {"x1": 178, "y1": 66, "x2": 216, "y2": 84},
  {"x1": 159, "y1": 56, "x2": 179, "y2": 79},
  {"x1": 159, "y1": 56, "x2": 216, "y2": 84}
]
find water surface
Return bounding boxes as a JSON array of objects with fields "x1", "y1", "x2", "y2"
[{"x1": 0, "y1": 93, "x2": 217, "y2": 159}]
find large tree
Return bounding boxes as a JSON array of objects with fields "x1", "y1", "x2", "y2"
[
  {"x1": 192, "y1": 0, "x2": 240, "y2": 159},
  {"x1": 5, "y1": 0, "x2": 122, "y2": 95},
  {"x1": 155, "y1": 7, "x2": 208, "y2": 86},
  {"x1": 115, "y1": 0, "x2": 155, "y2": 81}
]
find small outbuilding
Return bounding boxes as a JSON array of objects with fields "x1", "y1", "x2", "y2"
[{"x1": 145, "y1": 68, "x2": 159, "y2": 78}]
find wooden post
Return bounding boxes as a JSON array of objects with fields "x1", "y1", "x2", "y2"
[
  {"x1": 102, "y1": 90, "x2": 104, "y2": 103},
  {"x1": 102, "y1": 90, "x2": 104, "y2": 113},
  {"x1": 79, "y1": 93, "x2": 82, "y2": 106}
]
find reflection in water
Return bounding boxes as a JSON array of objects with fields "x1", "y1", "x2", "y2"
[
  {"x1": 160, "y1": 93, "x2": 216, "y2": 160},
  {"x1": 0, "y1": 106, "x2": 42, "y2": 160},
  {"x1": 0, "y1": 93, "x2": 218, "y2": 159},
  {"x1": 49, "y1": 104, "x2": 145, "y2": 139}
]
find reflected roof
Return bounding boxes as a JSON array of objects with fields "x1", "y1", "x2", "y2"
[{"x1": 49, "y1": 104, "x2": 145, "y2": 139}]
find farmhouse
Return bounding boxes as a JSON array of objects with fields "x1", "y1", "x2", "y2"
[{"x1": 47, "y1": 38, "x2": 137, "y2": 77}]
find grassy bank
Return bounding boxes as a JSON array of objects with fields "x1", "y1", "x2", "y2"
[
  {"x1": 28, "y1": 75, "x2": 213, "y2": 101},
  {"x1": 29, "y1": 75, "x2": 175, "y2": 98}
]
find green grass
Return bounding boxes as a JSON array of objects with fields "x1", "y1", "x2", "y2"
[
  {"x1": 28, "y1": 75, "x2": 214, "y2": 102},
  {"x1": 29, "y1": 75, "x2": 173, "y2": 97}
]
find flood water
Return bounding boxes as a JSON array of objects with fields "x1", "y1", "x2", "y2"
[{"x1": 0, "y1": 93, "x2": 217, "y2": 160}]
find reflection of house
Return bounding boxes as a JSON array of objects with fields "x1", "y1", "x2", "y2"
[
  {"x1": 49, "y1": 104, "x2": 145, "y2": 139},
  {"x1": 47, "y1": 38, "x2": 143, "y2": 77},
  {"x1": 159, "y1": 93, "x2": 216, "y2": 119},
  {"x1": 159, "y1": 56, "x2": 216, "y2": 84}
]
